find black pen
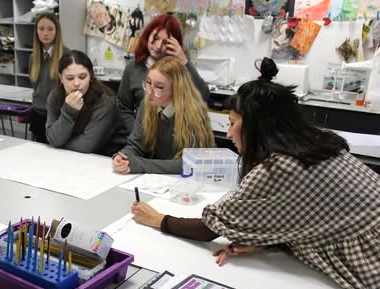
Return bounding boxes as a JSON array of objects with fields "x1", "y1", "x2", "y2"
[{"x1": 134, "y1": 187, "x2": 140, "y2": 202}]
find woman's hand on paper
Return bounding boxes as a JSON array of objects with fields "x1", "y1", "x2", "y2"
[
  {"x1": 65, "y1": 90, "x2": 84, "y2": 111},
  {"x1": 131, "y1": 201, "x2": 165, "y2": 229},
  {"x1": 112, "y1": 152, "x2": 130, "y2": 174},
  {"x1": 213, "y1": 244, "x2": 265, "y2": 266},
  {"x1": 165, "y1": 37, "x2": 188, "y2": 65}
]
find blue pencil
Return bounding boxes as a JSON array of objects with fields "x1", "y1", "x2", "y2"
[
  {"x1": 26, "y1": 222, "x2": 34, "y2": 269},
  {"x1": 6, "y1": 221, "x2": 11, "y2": 261},
  {"x1": 9, "y1": 226, "x2": 14, "y2": 262}
]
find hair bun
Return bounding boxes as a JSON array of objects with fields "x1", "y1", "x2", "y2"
[{"x1": 254, "y1": 57, "x2": 279, "y2": 82}]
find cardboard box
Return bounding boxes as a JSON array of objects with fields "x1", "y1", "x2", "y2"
[{"x1": 51, "y1": 218, "x2": 113, "y2": 260}]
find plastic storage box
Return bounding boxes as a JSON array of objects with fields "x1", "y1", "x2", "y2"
[{"x1": 182, "y1": 148, "x2": 239, "y2": 190}]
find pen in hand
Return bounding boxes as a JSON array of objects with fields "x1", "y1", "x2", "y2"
[{"x1": 134, "y1": 187, "x2": 140, "y2": 202}]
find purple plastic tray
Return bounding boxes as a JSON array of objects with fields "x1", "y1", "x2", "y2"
[{"x1": 0, "y1": 221, "x2": 134, "y2": 289}]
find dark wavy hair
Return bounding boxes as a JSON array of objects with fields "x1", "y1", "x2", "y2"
[
  {"x1": 53, "y1": 50, "x2": 114, "y2": 134},
  {"x1": 226, "y1": 58, "x2": 349, "y2": 177},
  {"x1": 134, "y1": 14, "x2": 184, "y2": 63}
]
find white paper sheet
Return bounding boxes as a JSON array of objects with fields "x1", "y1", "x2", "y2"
[
  {"x1": 104, "y1": 198, "x2": 339, "y2": 289},
  {"x1": 119, "y1": 174, "x2": 180, "y2": 199},
  {"x1": 334, "y1": 130, "x2": 380, "y2": 158},
  {"x1": 0, "y1": 142, "x2": 137, "y2": 200},
  {"x1": 119, "y1": 174, "x2": 229, "y2": 205}
]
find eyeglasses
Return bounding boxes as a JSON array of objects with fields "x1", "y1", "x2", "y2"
[{"x1": 141, "y1": 80, "x2": 171, "y2": 97}]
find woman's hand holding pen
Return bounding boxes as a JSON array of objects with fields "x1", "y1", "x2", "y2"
[
  {"x1": 65, "y1": 90, "x2": 84, "y2": 111},
  {"x1": 213, "y1": 244, "x2": 265, "y2": 266},
  {"x1": 165, "y1": 37, "x2": 188, "y2": 65},
  {"x1": 131, "y1": 201, "x2": 165, "y2": 229},
  {"x1": 112, "y1": 152, "x2": 131, "y2": 174}
]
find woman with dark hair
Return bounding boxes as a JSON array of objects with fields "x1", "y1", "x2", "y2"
[
  {"x1": 46, "y1": 50, "x2": 125, "y2": 156},
  {"x1": 29, "y1": 13, "x2": 69, "y2": 143},
  {"x1": 117, "y1": 14, "x2": 209, "y2": 138},
  {"x1": 130, "y1": 58, "x2": 380, "y2": 289}
]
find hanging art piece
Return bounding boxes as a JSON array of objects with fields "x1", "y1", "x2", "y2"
[
  {"x1": 336, "y1": 38, "x2": 356, "y2": 62},
  {"x1": 125, "y1": 7, "x2": 144, "y2": 56},
  {"x1": 270, "y1": 18, "x2": 302, "y2": 60},
  {"x1": 290, "y1": 18, "x2": 321, "y2": 54},
  {"x1": 84, "y1": 1, "x2": 130, "y2": 48},
  {"x1": 248, "y1": 0, "x2": 288, "y2": 17}
]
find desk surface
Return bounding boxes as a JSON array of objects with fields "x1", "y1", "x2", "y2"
[
  {"x1": 0, "y1": 135, "x2": 341, "y2": 289},
  {"x1": 0, "y1": 84, "x2": 33, "y2": 104}
]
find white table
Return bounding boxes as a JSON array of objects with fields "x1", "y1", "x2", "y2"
[
  {"x1": 0, "y1": 135, "x2": 341, "y2": 289},
  {"x1": 0, "y1": 84, "x2": 33, "y2": 104}
]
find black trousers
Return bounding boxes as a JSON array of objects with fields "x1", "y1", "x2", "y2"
[{"x1": 28, "y1": 109, "x2": 48, "y2": 143}]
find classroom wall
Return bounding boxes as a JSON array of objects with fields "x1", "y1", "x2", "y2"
[{"x1": 85, "y1": 1, "x2": 375, "y2": 92}]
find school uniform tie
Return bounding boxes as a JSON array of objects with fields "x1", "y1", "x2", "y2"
[{"x1": 44, "y1": 52, "x2": 50, "y2": 60}]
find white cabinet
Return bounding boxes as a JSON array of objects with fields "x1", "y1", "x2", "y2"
[{"x1": 0, "y1": 0, "x2": 86, "y2": 88}]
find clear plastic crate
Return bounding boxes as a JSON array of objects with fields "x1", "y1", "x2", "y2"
[{"x1": 182, "y1": 148, "x2": 239, "y2": 190}]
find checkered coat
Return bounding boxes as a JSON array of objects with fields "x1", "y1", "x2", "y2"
[{"x1": 202, "y1": 150, "x2": 380, "y2": 289}]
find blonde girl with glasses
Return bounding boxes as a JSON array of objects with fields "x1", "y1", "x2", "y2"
[{"x1": 112, "y1": 56, "x2": 215, "y2": 174}]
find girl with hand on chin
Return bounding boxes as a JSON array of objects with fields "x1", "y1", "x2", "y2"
[
  {"x1": 46, "y1": 50, "x2": 125, "y2": 156},
  {"x1": 112, "y1": 56, "x2": 214, "y2": 174},
  {"x1": 29, "y1": 13, "x2": 69, "y2": 143},
  {"x1": 117, "y1": 14, "x2": 209, "y2": 138},
  {"x1": 130, "y1": 58, "x2": 380, "y2": 289}
]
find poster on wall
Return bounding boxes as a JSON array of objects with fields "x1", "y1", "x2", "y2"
[
  {"x1": 175, "y1": 0, "x2": 208, "y2": 15},
  {"x1": 207, "y1": 0, "x2": 246, "y2": 16}
]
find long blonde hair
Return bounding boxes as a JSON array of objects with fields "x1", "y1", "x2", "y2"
[
  {"x1": 30, "y1": 13, "x2": 64, "y2": 81},
  {"x1": 142, "y1": 56, "x2": 215, "y2": 159}
]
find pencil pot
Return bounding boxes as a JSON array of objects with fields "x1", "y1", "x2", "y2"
[
  {"x1": 0, "y1": 220, "x2": 134, "y2": 289},
  {"x1": 0, "y1": 220, "x2": 78, "y2": 289}
]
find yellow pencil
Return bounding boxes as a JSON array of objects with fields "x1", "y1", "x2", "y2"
[
  {"x1": 68, "y1": 251, "x2": 72, "y2": 273},
  {"x1": 22, "y1": 222, "x2": 28, "y2": 260},
  {"x1": 38, "y1": 222, "x2": 46, "y2": 273},
  {"x1": 14, "y1": 218, "x2": 22, "y2": 265}
]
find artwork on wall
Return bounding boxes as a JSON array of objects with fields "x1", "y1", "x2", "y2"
[
  {"x1": 293, "y1": 0, "x2": 380, "y2": 20},
  {"x1": 175, "y1": 0, "x2": 208, "y2": 15},
  {"x1": 144, "y1": 0, "x2": 176, "y2": 14},
  {"x1": 247, "y1": 0, "x2": 288, "y2": 16}
]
